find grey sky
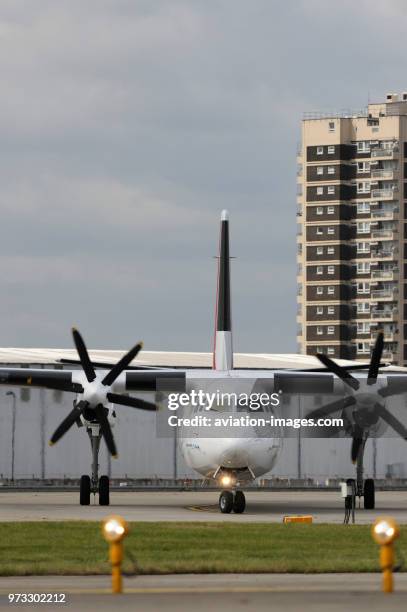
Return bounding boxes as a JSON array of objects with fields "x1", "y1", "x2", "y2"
[{"x1": 0, "y1": 0, "x2": 406, "y2": 353}]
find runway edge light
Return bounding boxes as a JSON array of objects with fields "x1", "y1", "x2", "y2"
[
  {"x1": 371, "y1": 516, "x2": 400, "y2": 593},
  {"x1": 102, "y1": 515, "x2": 129, "y2": 594}
]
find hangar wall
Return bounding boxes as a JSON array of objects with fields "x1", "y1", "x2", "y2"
[{"x1": 0, "y1": 387, "x2": 406, "y2": 481}]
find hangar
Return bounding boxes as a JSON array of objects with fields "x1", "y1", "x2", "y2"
[{"x1": 0, "y1": 347, "x2": 406, "y2": 484}]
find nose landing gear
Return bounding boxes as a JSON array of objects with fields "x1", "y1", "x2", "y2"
[
  {"x1": 219, "y1": 490, "x2": 246, "y2": 514},
  {"x1": 79, "y1": 425, "x2": 110, "y2": 506}
]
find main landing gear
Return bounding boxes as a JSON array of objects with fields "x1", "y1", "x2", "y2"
[
  {"x1": 219, "y1": 490, "x2": 246, "y2": 514},
  {"x1": 354, "y1": 437, "x2": 375, "y2": 510},
  {"x1": 79, "y1": 425, "x2": 110, "y2": 506}
]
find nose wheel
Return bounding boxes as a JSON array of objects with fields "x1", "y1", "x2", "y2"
[
  {"x1": 79, "y1": 427, "x2": 111, "y2": 506},
  {"x1": 80, "y1": 474, "x2": 91, "y2": 505},
  {"x1": 219, "y1": 490, "x2": 246, "y2": 514},
  {"x1": 363, "y1": 478, "x2": 375, "y2": 509}
]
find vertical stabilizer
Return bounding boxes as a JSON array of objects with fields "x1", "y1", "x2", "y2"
[{"x1": 213, "y1": 210, "x2": 233, "y2": 370}]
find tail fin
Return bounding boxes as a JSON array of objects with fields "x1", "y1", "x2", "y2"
[{"x1": 213, "y1": 210, "x2": 233, "y2": 370}]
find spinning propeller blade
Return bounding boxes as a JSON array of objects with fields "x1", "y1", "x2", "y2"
[
  {"x1": 102, "y1": 342, "x2": 144, "y2": 387},
  {"x1": 94, "y1": 404, "x2": 117, "y2": 457},
  {"x1": 367, "y1": 332, "x2": 384, "y2": 385},
  {"x1": 307, "y1": 395, "x2": 356, "y2": 421},
  {"x1": 49, "y1": 401, "x2": 86, "y2": 446},
  {"x1": 107, "y1": 392, "x2": 157, "y2": 411},
  {"x1": 315, "y1": 354, "x2": 360, "y2": 391},
  {"x1": 72, "y1": 328, "x2": 96, "y2": 383}
]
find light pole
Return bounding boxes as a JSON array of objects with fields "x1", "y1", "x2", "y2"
[{"x1": 6, "y1": 391, "x2": 16, "y2": 482}]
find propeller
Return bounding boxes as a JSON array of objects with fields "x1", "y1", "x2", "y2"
[
  {"x1": 309, "y1": 332, "x2": 407, "y2": 463},
  {"x1": 49, "y1": 328, "x2": 157, "y2": 457}
]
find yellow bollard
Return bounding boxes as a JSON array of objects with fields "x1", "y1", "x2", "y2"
[
  {"x1": 371, "y1": 517, "x2": 400, "y2": 594},
  {"x1": 110, "y1": 541, "x2": 124, "y2": 594},
  {"x1": 102, "y1": 515, "x2": 129, "y2": 594}
]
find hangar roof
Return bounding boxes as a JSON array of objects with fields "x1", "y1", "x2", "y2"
[{"x1": 0, "y1": 347, "x2": 396, "y2": 370}]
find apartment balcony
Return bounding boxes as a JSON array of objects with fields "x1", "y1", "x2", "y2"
[
  {"x1": 370, "y1": 188, "x2": 398, "y2": 199},
  {"x1": 371, "y1": 148, "x2": 398, "y2": 159},
  {"x1": 370, "y1": 288, "x2": 398, "y2": 301},
  {"x1": 371, "y1": 269, "x2": 398, "y2": 281},
  {"x1": 382, "y1": 351, "x2": 395, "y2": 361},
  {"x1": 371, "y1": 169, "x2": 395, "y2": 180},
  {"x1": 370, "y1": 249, "x2": 398, "y2": 260},
  {"x1": 371, "y1": 209, "x2": 398, "y2": 220},
  {"x1": 371, "y1": 228, "x2": 398, "y2": 240},
  {"x1": 371, "y1": 309, "x2": 398, "y2": 321}
]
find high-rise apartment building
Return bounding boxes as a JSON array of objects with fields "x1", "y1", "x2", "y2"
[{"x1": 297, "y1": 92, "x2": 407, "y2": 365}]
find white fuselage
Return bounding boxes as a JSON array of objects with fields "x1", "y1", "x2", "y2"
[
  {"x1": 180, "y1": 436, "x2": 281, "y2": 482},
  {"x1": 178, "y1": 369, "x2": 282, "y2": 483}
]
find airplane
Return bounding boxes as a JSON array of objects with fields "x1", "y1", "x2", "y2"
[{"x1": 1, "y1": 210, "x2": 407, "y2": 513}]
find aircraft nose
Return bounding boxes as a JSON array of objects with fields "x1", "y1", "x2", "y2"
[{"x1": 219, "y1": 440, "x2": 249, "y2": 468}]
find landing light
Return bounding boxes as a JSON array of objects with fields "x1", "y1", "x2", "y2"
[{"x1": 221, "y1": 475, "x2": 233, "y2": 487}]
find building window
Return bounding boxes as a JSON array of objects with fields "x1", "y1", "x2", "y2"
[
  {"x1": 327, "y1": 265, "x2": 335, "y2": 275},
  {"x1": 327, "y1": 306, "x2": 334, "y2": 315},
  {"x1": 327, "y1": 326, "x2": 334, "y2": 335},
  {"x1": 357, "y1": 262, "x2": 370, "y2": 274},
  {"x1": 327, "y1": 186, "x2": 335, "y2": 195},
  {"x1": 327, "y1": 347, "x2": 335, "y2": 355},
  {"x1": 357, "y1": 282, "x2": 370, "y2": 294},
  {"x1": 357, "y1": 161, "x2": 370, "y2": 173},
  {"x1": 357, "y1": 201, "x2": 370, "y2": 214},
  {"x1": 317, "y1": 146, "x2": 324, "y2": 155},
  {"x1": 317, "y1": 327, "x2": 324, "y2": 335},
  {"x1": 357, "y1": 302, "x2": 370, "y2": 313},
  {"x1": 327, "y1": 286, "x2": 334, "y2": 295},
  {"x1": 327, "y1": 246, "x2": 335, "y2": 254},
  {"x1": 317, "y1": 186, "x2": 324, "y2": 195},
  {"x1": 357, "y1": 241, "x2": 370, "y2": 253},
  {"x1": 357, "y1": 222, "x2": 370, "y2": 234},
  {"x1": 357, "y1": 322, "x2": 370, "y2": 334},
  {"x1": 317, "y1": 246, "x2": 323, "y2": 255},
  {"x1": 328, "y1": 145, "x2": 335, "y2": 154},
  {"x1": 316, "y1": 206, "x2": 324, "y2": 215},
  {"x1": 357, "y1": 342, "x2": 370, "y2": 353},
  {"x1": 327, "y1": 226, "x2": 334, "y2": 234},
  {"x1": 357, "y1": 141, "x2": 370, "y2": 153},
  {"x1": 316, "y1": 227, "x2": 323, "y2": 235},
  {"x1": 317, "y1": 266, "x2": 323, "y2": 275},
  {"x1": 327, "y1": 166, "x2": 335, "y2": 174},
  {"x1": 317, "y1": 287, "x2": 323, "y2": 295},
  {"x1": 317, "y1": 306, "x2": 323, "y2": 315},
  {"x1": 327, "y1": 206, "x2": 334, "y2": 214},
  {"x1": 357, "y1": 181, "x2": 370, "y2": 194},
  {"x1": 317, "y1": 167, "x2": 324, "y2": 175},
  {"x1": 329, "y1": 122, "x2": 335, "y2": 132}
]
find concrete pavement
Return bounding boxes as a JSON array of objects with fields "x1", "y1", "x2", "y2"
[
  {"x1": 1, "y1": 574, "x2": 407, "y2": 611},
  {"x1": 0, "y1": 490, "x2": 406, "y2": 523}
]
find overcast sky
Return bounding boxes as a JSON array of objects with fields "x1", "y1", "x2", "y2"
[{"x1": 0, "y1": 0, "x2": 406, "y2": 354}]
